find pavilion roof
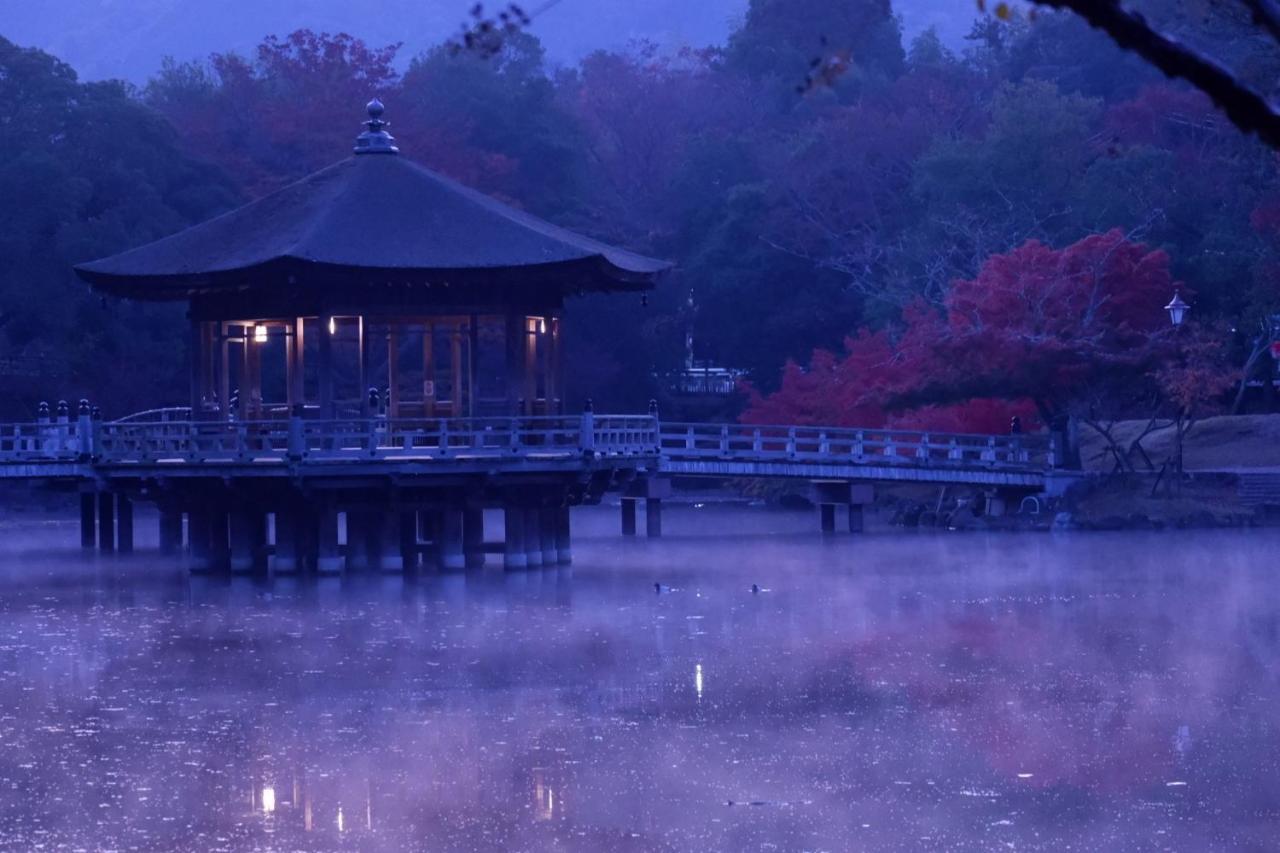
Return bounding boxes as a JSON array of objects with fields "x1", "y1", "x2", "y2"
[{"x1": 75, "y1": 101, "x2": 669, "y2": 301}]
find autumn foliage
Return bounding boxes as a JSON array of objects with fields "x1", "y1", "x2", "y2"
[{"x1": 742, "y1": 230, "x2": 1222, "y2": 433}]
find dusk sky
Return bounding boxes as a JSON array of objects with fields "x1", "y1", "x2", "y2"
[{"x1": 0, "y1": 0, "x2": 976, "y2": 81}]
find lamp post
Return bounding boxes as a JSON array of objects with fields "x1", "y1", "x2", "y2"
[
  {"x1": 1163, "y1": 289, "x2": 1192, "y2": 480},
  {"x1": 1165, "y1": 290, "x2": 1190, "y2": 328}
]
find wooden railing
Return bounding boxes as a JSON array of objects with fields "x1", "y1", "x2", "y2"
[
  {"x1": 0, "y1": 413, "x2": 660, "y2": 465},
  {"x1": 0, "y1": 413, "x2": 1057, "y2": 473},
  {"x1": 657, "y1": 422, "x2": 1056, "y2": 471}
]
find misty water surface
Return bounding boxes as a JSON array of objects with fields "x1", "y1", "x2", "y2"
[{"x1": 0, "y1": 507, "x2": 1276, "y2": 851}]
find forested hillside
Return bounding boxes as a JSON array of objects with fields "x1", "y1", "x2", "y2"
[{"x1": 2, "y1": 0, "x2": 1277, "y2": 429}]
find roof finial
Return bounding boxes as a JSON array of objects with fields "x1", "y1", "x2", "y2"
[{"x1": 354, "y1": 98, "x2": 399, "y2": 155}]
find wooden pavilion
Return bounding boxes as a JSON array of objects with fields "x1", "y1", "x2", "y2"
[
  {"x1": 76, "y1": 99, "x2": 667, "y2": 422},
  {"x1": 67, "y1": 100, "x2": 668, "y2": 575}
]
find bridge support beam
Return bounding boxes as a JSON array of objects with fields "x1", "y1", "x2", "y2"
[
  {"x1": 524, "y1": 508, "x2": 544, "y2": 568},
  {"x1": 271, "y1": 510, "x2": 296, "y2": 574},
  {"x1": 819, "y1": 503, "x2": 836, "y2": 535},
  {"x1": 810, "y1": 481, "x2": 873, "y2": 536},
  {"x1": 159, "y1": 508, "x2": 183, "y2": 555},
  {"x1": 621, "y1": 499, "x2": 637, "y2": 536},
  {"x1": 317, "y1": 508, "x2": 343, "y2": 575},
  {"x1": 345, "y1": 511, "x2": 376, "y2": 573},
  {"x1": 503, "y1": 507, "x2": 527, "y2": 571},
  {"x1": 645, "y1": 499, "x2": 662, "y2": 538},
  {"x1": 80, "y1": 492, "x2": 95, "y2": 550},
  {"x1": 556, "y1": 507, "x2": 572, "y2": 565},
  {"x1": 463, "y1": 507, "x2": 485, "y2": 570},
  {"x1": 116, "y1": 495, "x2": 134, "y2": 554},
  {"x1": 378, "y1": 512, "x2": 403, "y2": 572},
  {"x1": 98, "y1": 492, "x2": 115, "y2": 553},
  {"x1": 399, "y1": 511, "x2": 419, "y2": 572},
  {"x1": 540, "y1": 507, "x2": 558, "y2": 565},
  {"x1": 230, "y1": 509, "x2": 264, "y2": 574},
  {"x1": 438, "y1": 509, "x2": 465, "y2": 573},
  {"x1": 188, "y1": 510, "x2": 214, "y2": 572}
]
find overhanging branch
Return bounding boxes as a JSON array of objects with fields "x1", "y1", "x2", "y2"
[{"x1": 1027, "y1": 0, "x2": 1280, "y2": 148}]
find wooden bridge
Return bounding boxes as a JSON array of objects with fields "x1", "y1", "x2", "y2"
[
  {"x1": 0, "y1": 409, "x2": 1055, "y2": 485},
  {"x1": 0, "y1": 406, "x2": 1063, "y2": 573}
]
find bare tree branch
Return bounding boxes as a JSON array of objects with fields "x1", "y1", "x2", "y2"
[{"x1": 1027, "y1": 0, "x2": 1280, "y2": 148}]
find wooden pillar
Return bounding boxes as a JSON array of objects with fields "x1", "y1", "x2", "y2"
[
  {"x1": 189, "y1": 317, "x2": 204, "y2": 416},
  {"x1": 423, "y1": 322, "x2": 436, "y2": 417},
  {"x1": 358, "y1": 316, "x2": 369, "y2": 417},
  {"x1": 98, "y1": 492, "x2": 115, "y2": 553},
  {"x1": 230, "y1": 508, "x2": 264, "y2": 573},
  {"x1": 438, "y1": 509, "x2": 465, "y2": 573},
  {"x1": 621, "y1": 498, "x2": 638, "y2": 537},
  {"x1": 503, "y1": 507, "x2": 526, "y2": 571},
  {"x1": 272, "y1": 508, "x2": 299, "y2": 574},
  {"x1": 523, "y1": 317, "x2": 536, "y2": 414},
  {"x1": 210, "y1": 508, "x2": 231, "y2": 571},
  {"x1": 539, "y1": 507, "x2": 557, "y2": 566},
  {"x1": 288, "y1": 317, "x2": 305, "y2": 410},
  {"x1": 645, "y1": 498, "x2": 663, "y2": 539},
  {"x1": 463, "y1": 507, "x2": 485, "y2": 570},
  {"x1": 116, "y1": 495, "x2": 134, "y2": 554},
  {"x1": 848, "y1": 504, "x2": 865, "y2": 534},
  {"x1": 219, "y1": 323, "x2": 232, "y2": 421},
  {"x1": 317, "y1": 505, "x2": 342, "y2": 574},
  {"x1": 450, "y1": 324, "x2": 463, "y2": 417},
  {"x1": 319, "y1": 314, "x2": 335, "y2": 417},
  {"x1": 345, "y1": 511, "x2": 371, "y2": 573},
  {"x1": 468, "y1": 314, "x2": 479, "y2": 418},
  {"x1": 80, "y1": 492, "x2": 96, "y2": 549},
  {"x1": 399, "y1": 511, "x2": 419, "y2": 571},
  {"x1": 188, "y1": 509, "x2": 214, "y2": 572},
  {"x1": 387, "y1": 324, "x2": 400, "y2": 419},
  {"x1": 550, "y1": 316, "x2": 564, "y2": 413},
  {"x1": 556, "y1": 507, "x2": 571, "y2": 565},
  {"x1": 505, "y1": 312, "x2": 523, "y2": 416},
  {"x1": 523, "y1": 508, "x2": 543, "y2": 567},
  {"x1": 159, "y1": 507, "x2": 183, "y2": 555},
  {"x1": 820, "y1": 503, "x2": 836, "y2": 535}
]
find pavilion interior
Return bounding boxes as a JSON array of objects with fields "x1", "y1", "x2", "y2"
[{"x1": 191, "y1": 312, "x2": 562, "y2": 420}]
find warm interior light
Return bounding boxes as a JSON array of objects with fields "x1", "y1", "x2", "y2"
[
  {"x1": 328, "y1": 317, "x2": 337, "y2": 335},
  {"x1": 538, "y1": 318, "x2": 547, "y2": 334},
  {"x1": 253, "y1": 324, "x2": 268, "y2": 343},
  {"x1": 262, "y1": 785, "x2": 276, "y2": 814}
]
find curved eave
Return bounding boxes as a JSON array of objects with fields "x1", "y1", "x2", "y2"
[{"x1": 76, "y1": 254, "x2": 670, "y2": 302}]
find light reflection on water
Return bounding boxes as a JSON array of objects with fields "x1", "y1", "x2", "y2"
[{"x1": 0, "y1": 507, "x2": 1278, "y2": 850}]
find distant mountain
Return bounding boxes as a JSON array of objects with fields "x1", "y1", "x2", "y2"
[{"x1": 0, "y1": 0, "x2": 975, "y2": 82}]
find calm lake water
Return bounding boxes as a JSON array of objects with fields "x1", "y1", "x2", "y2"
[{"x1": 0, "y1": 507, "x2": 1277, "y2": 852}]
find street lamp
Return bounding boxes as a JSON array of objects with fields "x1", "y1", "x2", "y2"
[{"x1": 1165, "y1": 290, "x2": 1190, "y2": 327}]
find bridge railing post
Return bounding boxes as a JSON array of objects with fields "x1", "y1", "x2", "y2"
[
  {"x1": 818, "y1": 430, "x2": 830, "y2": 457},
  {"x1": 981, "y1": 437, "x2": 996, "y2": 464},
  {"x1": 36, "y1": 401, "x2": 50, "y2": 455},
  {"x1": 719, "y1": 425, "x2": 729, "y2": 456},
  {"x1": 752, "y1": 428, "x2": 762, "y2": 453},
  {"x1": 853, "y1": 431, "x2": 864, "y2": 460},
  {"x1": 56, "y1": 400, "x2": 71, "y2": 454},
  {"x1": 648, "y1": 399, "x2": 660, "y2": 452},
  {"x1": 90, "y1": 407, "x2": 103, "y2": 461},
  {"x1": 948, "y1": 437, "x2": 962, "y2": 461},
  {"x1": 579, "y1": 400, "x2": 595, "y2": 456},
  {"x1": 76, "y1": 399, "x2": 92, "y2": 461},
  {"x1": 916, "y1": 434, "x2": 930, "y2": 462},
  {"x1": 437, "y1": 418, "x2": 450, "y2": 457},
  {"x1": 786, "y1": 427, "x2": 796, "y2": 457},
  {"x1": 287, "y1": 404, "x2": 304, "y2": 461},
  {"x1": 684, "y1": 425, "x2": 694, "y2": 452}
]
